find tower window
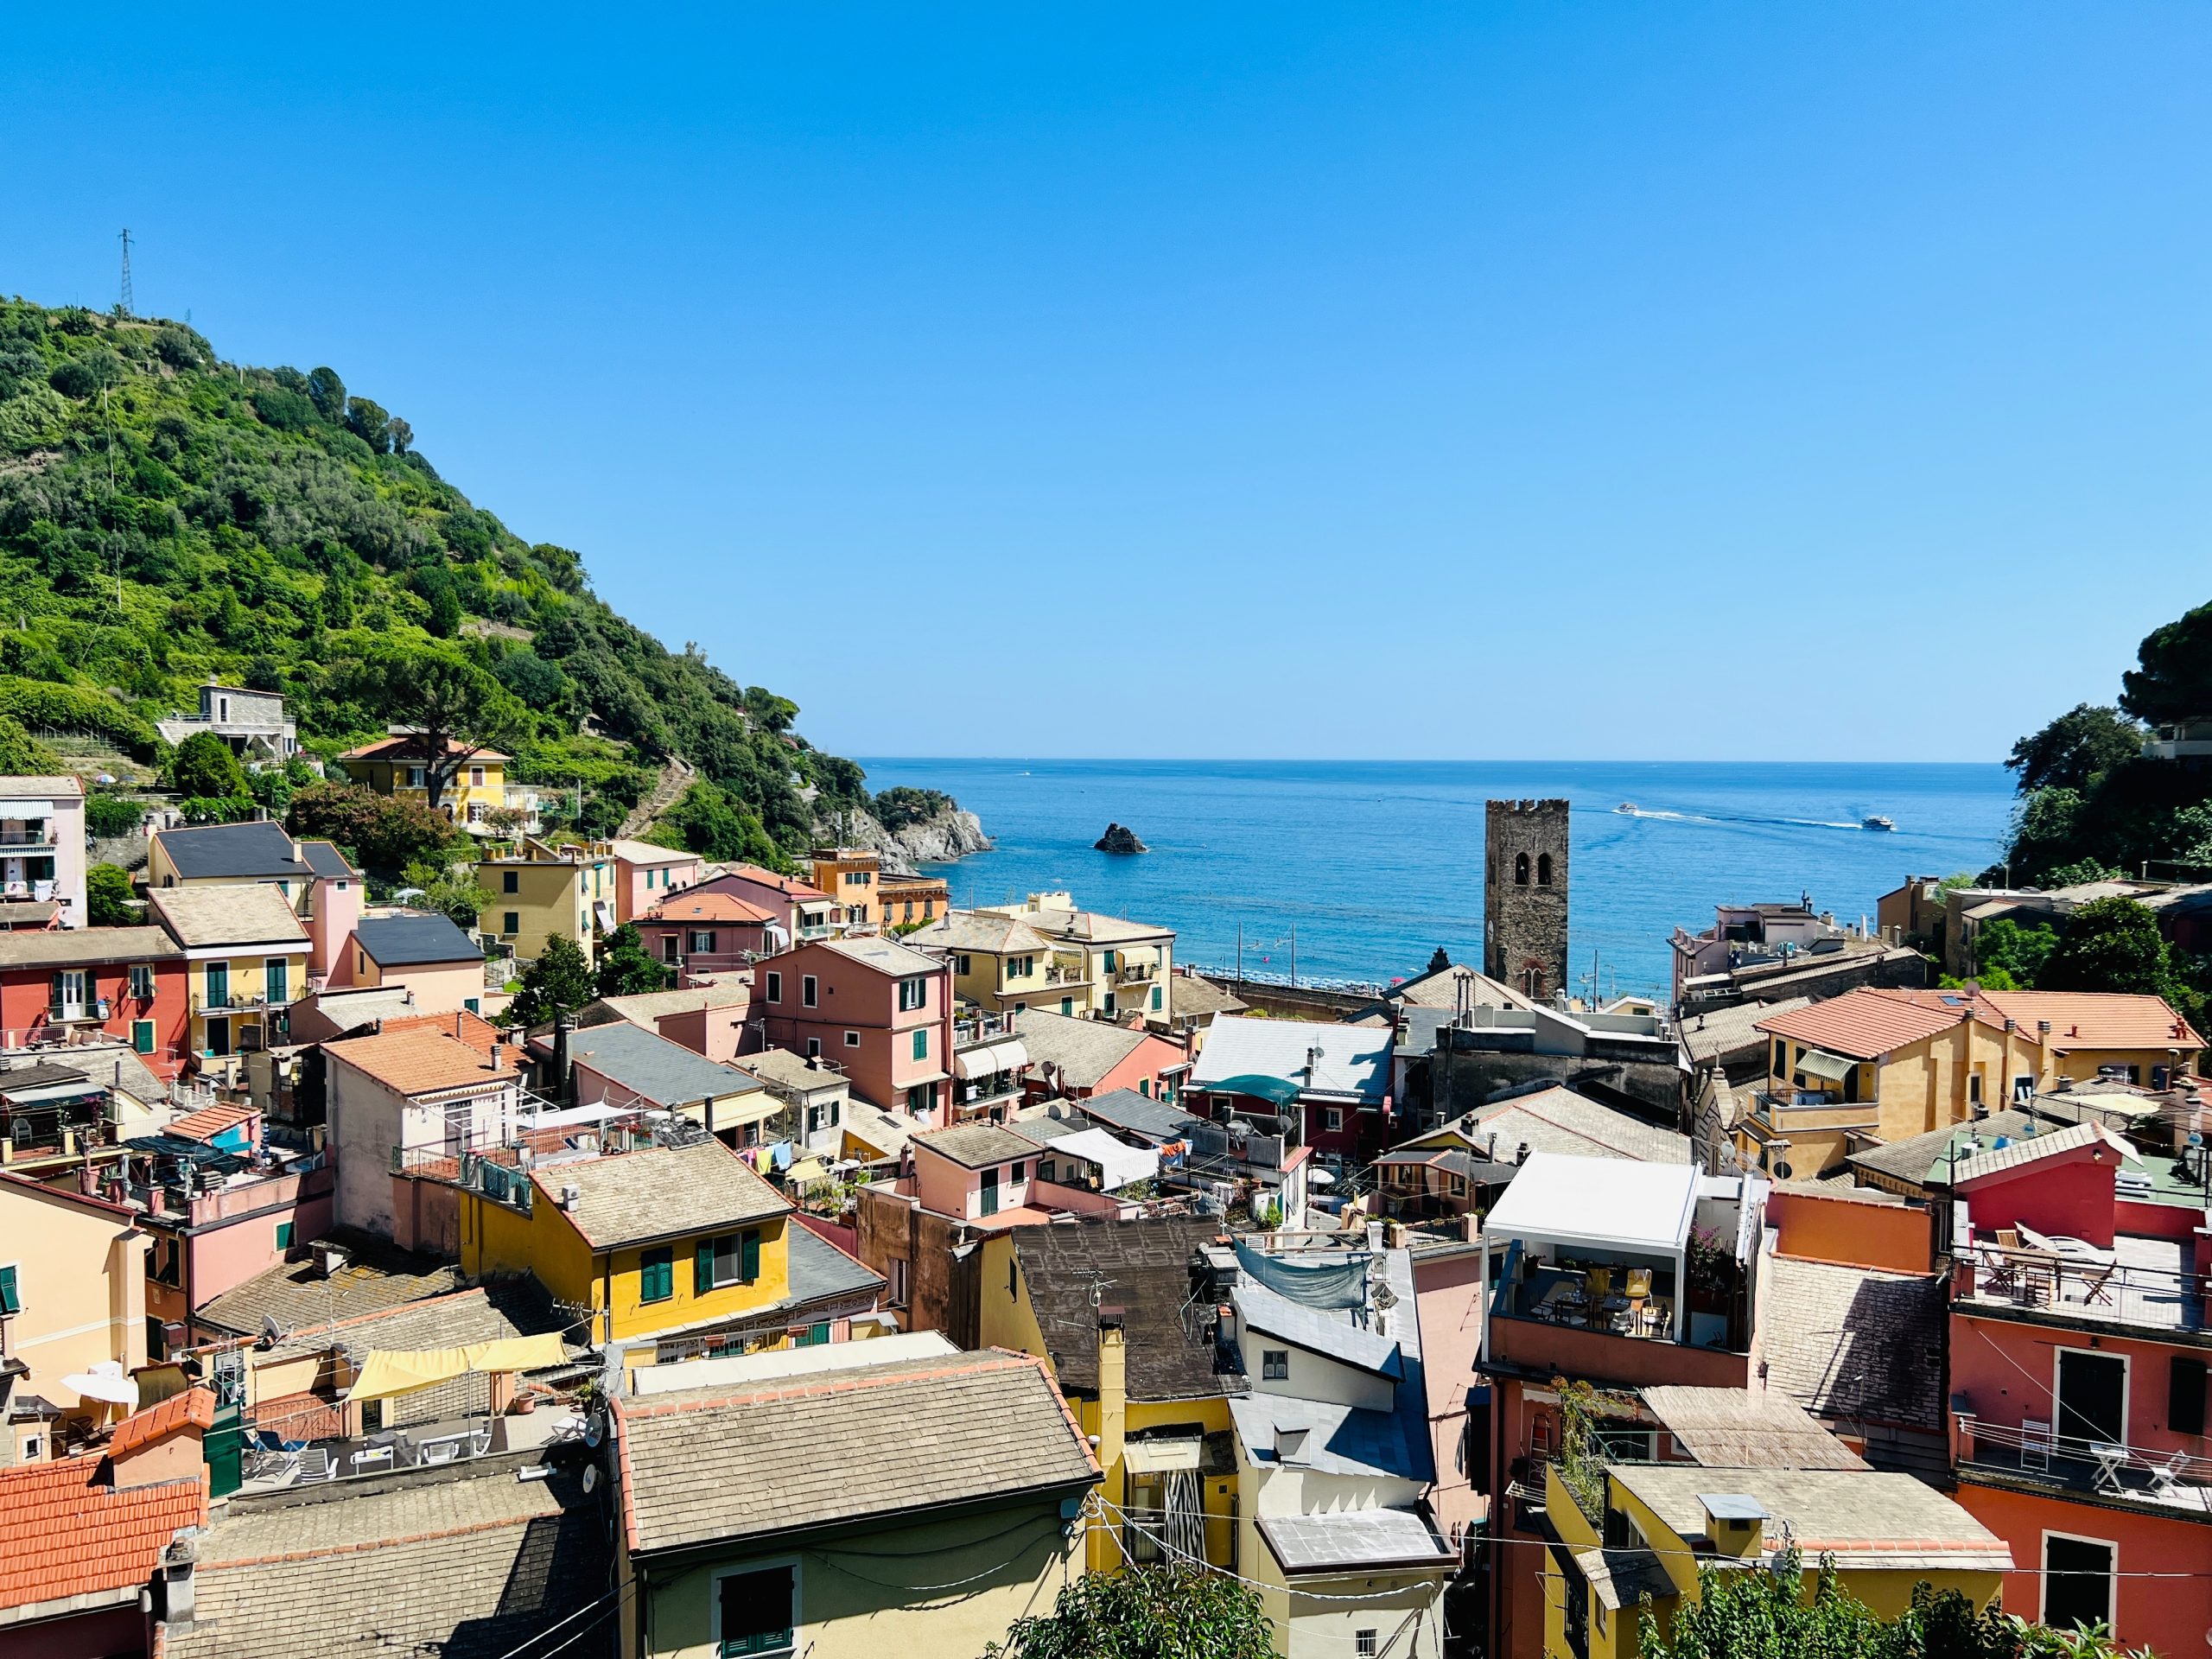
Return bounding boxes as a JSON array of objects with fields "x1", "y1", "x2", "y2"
[
  {"x1": 1514, "y1": 853, "x2": 1530, "y2": 886},
  {"x1": 1537, "y1": 853, "x2": 1553, "y2": 887}
]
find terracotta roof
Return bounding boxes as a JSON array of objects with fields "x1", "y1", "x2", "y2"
[
  {"x1": 324, "y1": 1027, "x2": 516, "y2": 1096},
  {"x1": 374, "y1": 1008, "x2": 505, "y2": 1058},
  {"x1": 109, "y1": 1387, "x2": 215, "y2": 1457},
  {"x1": 167, "y1": 1102, "x2": 257, "y2": 1143},
  {"x1": 339, "y1": 734, "x2": 511, "y2": 763},
  {"x1": 718, "y1": 865, "x2": 831, "y2": 902},
  {"x1": 1980, "y1": 990, "x2": 2204, "y2": 1052},
  {"x1": 0, "y1": 1459, "x2": 204, "y2": 1613},
  {"x1": 1756, "y1": 988, "x2": 1999, "y2": 1060},
  {"x1": 642, "y1": 891, "x2": 775, "y2": 926}
]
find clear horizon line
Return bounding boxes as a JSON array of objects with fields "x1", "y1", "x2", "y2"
[{"x1": 849, "y1": 753, "x2": 2012, "y2": 766}]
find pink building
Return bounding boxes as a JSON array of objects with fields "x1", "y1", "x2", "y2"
[
  {"x1": 608, "y1": 838, "x2": 705, "y2": 924},
  {"x1": 581, "y1": 982, "x2": 753, "y2": 1065},
  {"x1": 337, "y1": 912, "x2": 487, "y2": 1016},
  {"x1": 693, "y1": 864, "x2": 838, "y2": 944},
  {"x1": 755, "y1": 936, "x2": 954, "y2": 1122},
  {"x1": 1946, "y1": 1120, "x2": 2212, "y2": 1656},
  {"x1": 637, "y1": 891, "x2": 779, "y2": 979},
  {"x1": 296, "y1": 840, "x2": 362, "y2": 984}
]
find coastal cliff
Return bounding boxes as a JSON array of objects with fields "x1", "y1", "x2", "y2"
[{"x1": 816, "y1": 796, "x2": 993, "y2": 873}]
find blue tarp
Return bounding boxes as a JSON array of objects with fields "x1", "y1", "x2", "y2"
[{"x1": 1233, "y1": 1239, "x2": 1367, "y2": 1310}]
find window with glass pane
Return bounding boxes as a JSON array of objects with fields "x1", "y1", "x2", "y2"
[
  {"x1": 130, "y1": 964, "x2": 155, "y2": 999},
  {"x1": 898, "y1": 976, "x2": 925, "y2": 1012},
  {"x1": 718, "y1": 1566, "x2": 794, "y2": 1657}
]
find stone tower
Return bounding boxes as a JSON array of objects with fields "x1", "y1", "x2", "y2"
[{"x1": 1484, "y1": 798, "x2": 1570, "y2": 1001}]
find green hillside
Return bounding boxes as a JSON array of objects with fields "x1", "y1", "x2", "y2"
[{"x1": 0, "y1": 296, "x2": 888, "y2": 860}]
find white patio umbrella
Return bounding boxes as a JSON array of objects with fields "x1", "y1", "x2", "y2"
[{"x1": 60, "y1": 1359, "x2": 140, "y2": 1409}]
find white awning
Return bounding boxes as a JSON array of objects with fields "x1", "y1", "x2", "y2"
[
  {"x1": 1123, "y1": 1435, "x2": 1204, "y2": 1473},
  {"x1": 1795, "y1": 1048, "x2": 1856, "y2": 1084},
  {"x1": 952, "y1": 1039, "x2": 1029, "y2": 1081}
]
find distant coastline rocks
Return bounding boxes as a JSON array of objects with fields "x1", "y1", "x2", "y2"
[{"x1": 1095, "y1": 823, "x2": 1148, "y2": 854}]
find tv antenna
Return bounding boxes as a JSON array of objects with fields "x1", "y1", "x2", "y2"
[{"x1": 118, "y1": 229, "x2": 134, "y2": 317}]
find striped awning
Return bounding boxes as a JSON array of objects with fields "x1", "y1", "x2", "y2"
[
  {"x1": 952, "y1": 1039, "x2": 1029, "y2": 1080},
  {"x1": 1796, "y1": 1048, "x2": 1856, "y2": 1084}
]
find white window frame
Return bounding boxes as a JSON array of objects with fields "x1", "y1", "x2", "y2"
[
  {"x1": 765, "y1": 971, "x2": 781, "y2": 1004},
  {"x1": 2038, "y1": 1529, "x2": 2118, "y2": 1633},
  {"x1": 802, "y1": 975, "x2": 817, "y2": 1008},
  {"x1": 2052, "y1": 1344, "x2": 2131, "y2": 1448},
  {"x1": 1262, "y1": 1349, "x2": 1289, "y2": 1381},
  {"x1": 710, "y1": 1557, "x2": 801, "y2": 1659},
  {"x1": 844, "y1": 1031, "x2": 861, "y2": 1048}
]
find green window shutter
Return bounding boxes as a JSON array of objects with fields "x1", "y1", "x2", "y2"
[
  {"x1": 1061, "y1": 997, "x2": 1072, "y2": 1015},
  {"x1": 912, "y1": 1028, "x2": 927, "y2": 1062},
  {"x1": 1152, "y1": 986, "x2": 1162, "y2": 1011},
  {"x1": 132, "y1": 1020, "x2": 155, "y2": 1054},
  {"x1": 276, "y1": 1222, "x2": 294, "y2": 1250},
  {"x1": 696, "y1": 1238, "x2": 716, "y2": 1295},
  {"x1": 0, "y1": 1264, "x2": 18, "y2": 1315},
  {"x1": 741, "y1": 1230, "x2": 761, "y2": 1284},
  {"x1": 641, "y1": 1248, "x2": 673, "y2": 1303}
]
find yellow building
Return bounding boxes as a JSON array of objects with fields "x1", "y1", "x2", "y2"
[
  {"x1": 611, "y1": 1341, "x2": 1098, "y2": 1659},
  {"x1": 978, "y1": 893, "x2": 1174, "y2": 1022},
  {"x1": 476, "y1": 837, "x2": 616, "y2": 963},
  {"x1": 809, "y1": 847, "x2": 879, "y2": 929},
  {"x1": 902, "y1": 910, "x2": 1083, "y2": 1015},
  {"x1": 336, "y1": 731, "x2": 536, "y2": 834},
  {"x1": 460, "y1": 1139, "x2": 799, "y2": 1357},
  {"x1": 0, "y1": 1173, "x2": 150, "y2": 1462},
  {"x1": 976, "y1": 1216, "x2": 1240, "y2": 1573},
  {"x1": 146, "y1": 883, "x2": 310, "y2": 1072},
  {"x1": 1541, "y1": 1459, "x2": 2011, "y2": 1659}
]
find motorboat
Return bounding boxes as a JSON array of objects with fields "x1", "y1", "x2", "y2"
[
  {"x1": 1862, "y1": 815, "x2": 1896, "y2": 831},
  {"x1": 1615, "y1": 802, "x2": 1638, "y2": 816}
]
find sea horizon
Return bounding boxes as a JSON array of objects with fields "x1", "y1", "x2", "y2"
[{"x1": 857, "y1": 755, "x2": 2017, "y2": 999}]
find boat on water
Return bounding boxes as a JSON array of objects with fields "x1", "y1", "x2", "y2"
[
  {"x1": 1862, "y1": 815, "x2": 1896, "y2": 831},
  {"x1": 1616, "y1": 802, "x2": 1638, "y2": 816}
]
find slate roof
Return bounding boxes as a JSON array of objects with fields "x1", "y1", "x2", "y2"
[
  {"x1": 1014, "y1": 1009, "x2": 1161, "y2": 1090},
  {"x1": 170, "y1": 1463, "x2": 605, "y2": 1659},
  {"x1": 0, "y1": 925, "x2": 180, "y2": 969},
  {"x1": 903, "y1": 911, "x2": 1056, "y2": 954},
  {"x1": 0, "y1": 1459, "x2": 204, "y2": 1615},
  {"x1": 1259, "y1": 1509, "x2": 1452, "y2": 1574},
  {"x1": 578, "y1": 984, "x2": 749, "y2": 1028},
  {"x1": 912, "y1": 1121, "x2": 1042, "y2": 1170},
  {"x1": 150, "y1": 818, "x2": 310, "y2": 881},
  {"x1": 1681, "y1": 997, "x2": 1813, "y2": 1066},
  {"x1": 1948, "y1": 1120, "x2": 2129, "y2": 1186},
  {"x1": 324, "y1": 1026, "x2": 516, "y2": 1096},
  {"x1": 787, "y1": 1224, "x2": 885, "y2": 1306},
  {"x1": 1574, "y1": 1546, "x2": 1676, "y2": 1611},
  {"x1": 1611, "y1": 1465, "x2": 2012, "y2": 1573},
  {"x1": 616, "y1": 1351, "x2": 1099, "y2": 1555},
  {"x1": 565, "y1": 1020, "x2": 765, "y2": 1109},
  {"x1": 296, "y1": 838, "x2": 357, "y2": 880},
  {"x1": 814, "y1": 933, "x2": 943, "y2": 977},
  {"x1": 1236, "y1": 1277, "x2": 1402, "y2": 1377},
  {"x1": 1073, "y1": 1088, "x2": 1208, "y2": 1143},
  {"x1": 1012, "y1": 1216, "x2": 1239, "y2": 1400},
  {"x1": 148, "y1": 881, "x2": 309, "y2": 948},
  {"x1": 1390, "y1": 1005, "x2": 1455, "y2": 1060},
  {"x1": 1639, "y1": 1385, "x2": 1868, "y2": 1470},
  {"x1": 261, "y1": 1281, "x2": 571, "y2": 1367},
  {"x1": 195, "y1": 1229, "x2": 464, "y2": 1338},
  {"x1": 1843, "y1": 1109, "x2": 2038, "y2": 1190},
  {"x1": 1167, "y1": 974, "x2": 1247, "y2": 1020},
  {"x1": 1430, "y1": 1084, "x2": 1690, "y2": 1165},
  {"x1": 734, "y1": 1046, "x2": 850, "y2": 1096},
  {"x1": 0, "y1": 1059, "x2": 92, "y2": 1096},
  {"x1": 1229, "y1": 1394, "x2": 1429, "y2": 1483},
  {"x1": 1390, "y1": 962, "x2": 1536, "y2": 1012},
  {"x1": 538, "y1": 1139, "x2": 789, "y2": 1251},
  {"x1": 1014, "y1": 907, "x2": 1174, "y2": 945},
  {"x1": 1759, "y1": 1255, "x2": 1948, "y2": 1431},
  {"x1": 1190, "y1": 1015, "x2": 1391, "y2": 1103},
  {"x1": 356, "y1": 912, "x2": 482, "y2": 967}
]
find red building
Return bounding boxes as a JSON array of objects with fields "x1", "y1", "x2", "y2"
[
  {"x1": 754, "y1": 935, "x2": 955, "y2": 1124},
  {"x1": 1947, "y1": 1120, "x2": 2212, "y2": 1654},
  {"x1": 0, "y1": 927, "x2": 189, "y2": 1079},
  {"x1": 636, "y1": 890, "x2": 779, "y2": 979},
  {"x1": 1184, "y1": 1013, "x2": 1394, "y2": 1163}
]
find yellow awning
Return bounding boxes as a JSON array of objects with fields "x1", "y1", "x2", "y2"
[
  {"x1": 788, "y1": 1156, "x2": 830, "y2": 1187},
  {"x1": 346, "y1": 1334, "x2": 571, "y2": 1403}
]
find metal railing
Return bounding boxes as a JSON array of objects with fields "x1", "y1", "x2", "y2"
[
  {"x1": 0, "y1": 830, "x2": 54, "y2": 848},
  {"x1": 1116, "y1": 963, "x2": 1156, "y2": 985},
  {"x1": 1961, "y1": 1246, "x2": 2202, "y2": 1332},
  {"x1": 1959, "y1": 1414, "x2": 2212, "y2": 1503},
  {"x1": 193, "y1": 990, "x2": 293, "y2": 1015},
  {"x1": 953, "y1": 1011, "x2": 1018, "y2": 1046}
]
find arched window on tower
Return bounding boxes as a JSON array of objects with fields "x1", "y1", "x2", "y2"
[
  {"x1": 1537, "y1": 853, "x2": 1553, "y2": 887},
  {"x1": 1514, "y1": 853, "x2": 1530, "y2": 886}
]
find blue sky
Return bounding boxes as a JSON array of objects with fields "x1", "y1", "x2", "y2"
[{"x1": 5, "y1": 5, "x2": 2208, "y2": 763}]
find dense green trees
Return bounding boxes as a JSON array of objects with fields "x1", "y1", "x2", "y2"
[
  {"x1": 0, "y1": 297, "x2": 917, "y2": 860},
  {"x1": 983, "y1": 1566, "x2": 1276, "y2": 1659},
  {"x1": 596, "y1": 924, "x2": 672, "y2": 997},
  {"x1": 507, "y1": 935, "x2": 596, "y2": 1028},
  {"x1": 2039, "y1": 896, "x2": 2193, "y2": 1003},
  {"x1": 86, "y1": 862, "x2": 134, "y2": 925},
  {"x1": 2005, "y1": 705, "x2": 2143, "y2": 796},
  {"x1": 168, "y1": 732, "x2": 248, "y2": 799},
  {"x1": 286, "y1": 782, "x2": 458, "y2": 874}
]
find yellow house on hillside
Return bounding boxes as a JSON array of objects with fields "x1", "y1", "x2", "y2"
[
  {"x1": 338, "y1": 731, "x2": 541, "y2": 835},
  {"x1": 902, "y1": 909, "x2": 1073, "y2": 1015},
  {"x1": 460, "y1": 1139, "x2": 798, "y2": 1357},
  {"x1": 982, "y1": 895, "x2": 1176, "y2": 1023},
  {"x1": 976, "y1": 1215, "x2": 1240, "y2": 1574},
  {"x1": 146, "y1": 882, "x2": 310, "y2": 1072},
  {"x1": 475, "y1": 837, "x2": 615, "y2": 963},
  {"x1": 1541, "y1": 1460, "x2": 2011, "y2": 1659}
]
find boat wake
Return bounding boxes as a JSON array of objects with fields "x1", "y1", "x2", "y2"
[{"x1": 1616, "y1": 804, "x2": 1884, "y2": 834}]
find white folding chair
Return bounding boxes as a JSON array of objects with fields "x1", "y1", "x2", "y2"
[
  {"x1": 420, "y1": 1438, "x2": 460, "y2": 1465},
  {"x1": 349, "y1": 1445, "x2": 394, "y2": 1476},
  {"x1": 2019, "y1": 1418, "x2": 2054, "y2": 1474},
  {"x1": 297, "y1": 1447, "x2": 336, "y2": 1482},
  {"x1": 2148, "y1": 1448, "x2": 2191, "y2": 1498}
]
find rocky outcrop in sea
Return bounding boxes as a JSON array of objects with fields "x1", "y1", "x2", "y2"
[{"x1": 1094, "y1": 823, "x2": 1147, "y2": 854}]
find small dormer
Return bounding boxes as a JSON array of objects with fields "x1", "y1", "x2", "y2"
[
  {"x1": 1274, "y1": 1425, "x2": 1310, "y2": 1465},
  {"x1": 1698, "y1": 1493, "x2": 1770, "y2": 1558}
]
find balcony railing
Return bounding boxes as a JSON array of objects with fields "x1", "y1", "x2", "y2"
[
  {"x1": 193, "y1": 990, "x2": 294, "y2": 1015},
  {"x1": 1957, "y1": 1414, "x2": 2212, "y2": 1510},
  {"x1": 1116, "y1": 963, "x2": 1156, "y2": 985},
  {"x1": 1958, "y1": 1244, "x2": 2202, "y2": 1333},
  {"x1": 954, "y1": 1011, "x2": 1018, "y2": 1047},
  {"x1": 0, "y1": 829, "x2": 54, "y2": 848}
]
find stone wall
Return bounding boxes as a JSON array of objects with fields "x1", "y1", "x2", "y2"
[{"x1": 1483, "y1": 798, "x2": 1570, "y2": 1001}]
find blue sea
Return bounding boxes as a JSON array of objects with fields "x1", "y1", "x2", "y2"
[{"x1": 855, "y1": 760, "x2": 2017, "y2": 1000}]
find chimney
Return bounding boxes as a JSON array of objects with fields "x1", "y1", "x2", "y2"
[
  {"x1": 1096, "y1": 1306, "x2": 1128, "y2": 1483},
  {"x1": 1274, "y1": 1426, "x2": 1311, "y2": 1464},
  {"x1": 552, "y1": 1015, "x2": 576, "y2": 1104},
  {"x1": 1699, "y1": 1494, "x2": 1770, "y2": 1558}
]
